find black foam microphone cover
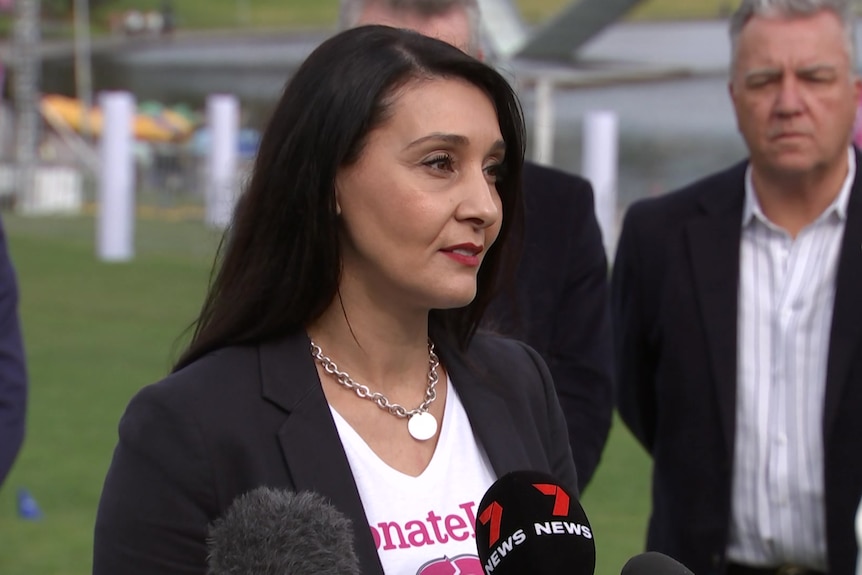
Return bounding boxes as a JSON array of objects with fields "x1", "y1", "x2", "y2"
[
  {"x1": 207, "y1": 486, "x2": 360, "y2": 575},
  {"x1": 621, "y1": 551, "x2": 695, "y2": 575},
  {"x1": 475, "y1": 470, "x2": 595, "y2": 575}
]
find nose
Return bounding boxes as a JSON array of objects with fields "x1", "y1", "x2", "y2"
[
  {"x1": 774, "y1": 75, "x2": 804, "y2": 117},
  {"x1": 455, "y1": 165, "x2": 501, "y2": 229}
]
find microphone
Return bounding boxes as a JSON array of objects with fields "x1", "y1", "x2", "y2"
[
  {"x1": 621, "y1": 552, "x2": 695, "y2": 575},
  {"x1": 475, "y1": 470, "x2": 595, "y2": 575},
  {"x1": 207, "y1": 486, "x2": 360, "y2": 575}
]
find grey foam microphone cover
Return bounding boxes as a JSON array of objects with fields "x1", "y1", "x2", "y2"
[{"x1": 207, "y1": 486, "x2": 360, "y2": 575}]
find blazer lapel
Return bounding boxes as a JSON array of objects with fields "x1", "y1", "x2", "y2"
[
  {"x1": 685, "y1": 169, "x2": 746, "y2": 454},
  {"x1": 258, "y1": 332, "x2": 384, "y2": 575},
  {"x1": 824, "y1": 162, "x2": 862, "y2": 441},
  {"x1": 438, "y1": 344, "x2": 531, "y2": 480}
]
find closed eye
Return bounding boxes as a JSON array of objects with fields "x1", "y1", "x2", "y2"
[
  {"x1": 798, "y1": 67, "x2": 837, "y2": 83},
  {"x1": 745, "y1": 71, "x2": 781, "y2": 89}
]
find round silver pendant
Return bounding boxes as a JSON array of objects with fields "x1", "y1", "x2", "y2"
[{"x1": 407, "y1": 411, "x2": 438, "y2": 441}]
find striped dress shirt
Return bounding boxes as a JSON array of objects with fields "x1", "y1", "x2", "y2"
[{"x1": 727, "y1": 149, "x2": 855, "y2": 570}]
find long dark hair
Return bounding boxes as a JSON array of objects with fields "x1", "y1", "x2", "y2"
[{"x1": 175, "y1": 25, "x2": 525, "y2": 371}]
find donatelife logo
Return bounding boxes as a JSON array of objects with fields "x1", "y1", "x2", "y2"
[{"x1": 477, "y1": 482, "x2": 592, "y2": 574}]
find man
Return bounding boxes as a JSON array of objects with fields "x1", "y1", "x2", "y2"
[
  {"x1": 0, "y1": 216, "x2": 26, "y2": 489},
  {"x1": 340, "y1": 0, "x2": 614, "y2": 492},
  {"x1": 613, "y1": 1, "x2": 862, "y2": 574}
]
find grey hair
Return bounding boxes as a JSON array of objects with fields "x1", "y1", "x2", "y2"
[
  {"x1": 338, "y1": 0, "x2": 483, "y2": 56},
  {"x1": 729, "y1": 0, "x2": 857, "y2": 68}
]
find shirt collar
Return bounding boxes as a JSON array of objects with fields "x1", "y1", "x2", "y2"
[{"x1": 742, "y1": 147, "x2": 856, "y2": 227}]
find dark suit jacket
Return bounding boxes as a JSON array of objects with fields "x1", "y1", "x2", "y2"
[
  {"x1": 485, "y1": 161, "x2": 614, "y2": 492},
  {"x1": 612, "y1": 155, "x2": 862, "y2": 575},
  {"x1": 93, "y1": 330, "x2": 577, "y2": 575},
  {"x1": 0, "y1": 216, "x2": 26, "y2": 488}
]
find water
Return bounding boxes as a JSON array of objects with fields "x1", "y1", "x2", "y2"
[{"x1": 39, "y1": 21, "x2": 756, "y2": 211}]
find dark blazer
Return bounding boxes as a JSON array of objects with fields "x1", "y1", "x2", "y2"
[
  {"x1": 0, "y1": 216, "x2": 26, "y2": 488},
  {"x1": 612, "y1": 155, "x2": 862, "y2": 575},
  {"x1": 486, "y1": 161, "x2": 614, "y2": 492},
  {"x1": 93, "y1": 330, "x2": 577, "y2": 575}
]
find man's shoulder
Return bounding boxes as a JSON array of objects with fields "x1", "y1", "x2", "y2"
[
  {"x1": 522, "y1": 161, "x2": 593, "y2": 202},
  {"x1": 624, "y1": 160, "x2": 748, "y2": 227}
]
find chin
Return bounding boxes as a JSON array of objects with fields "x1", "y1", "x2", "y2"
[
  {"x1": 760, "y1": 151, "x2": 821, "y2": 175},
  {"x1": 430, "y1": 289, "x2": 478, "y2": 310}
]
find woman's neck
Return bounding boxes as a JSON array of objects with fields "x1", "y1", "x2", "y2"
[{"x1": 306, "y1": 294, "x2": 432, "y2": 396}]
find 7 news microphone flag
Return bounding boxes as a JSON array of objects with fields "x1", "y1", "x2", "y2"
[{"x1": 475, "y1": 470, "x2": 595, "y2": 575}]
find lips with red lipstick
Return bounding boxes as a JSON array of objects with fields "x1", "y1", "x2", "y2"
[{"x1": 441, "y1": 243, "x2": 484, "y2": 267}]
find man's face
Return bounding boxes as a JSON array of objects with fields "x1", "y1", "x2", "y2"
[
  {"x1": 729, "y1": 10, "x2": 861, "y2": 180},
  {"x1": 356, "y1": 3, "x2": 475, "y2": 56}
]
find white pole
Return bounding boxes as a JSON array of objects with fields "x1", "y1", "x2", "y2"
[
  {"x1": 97, "y1": 91, "x2": 136, "y2": 262},
  {"x1": 12, "y1": 0, "x2": 40, "y2": 212},
  {"x1": 532, "y1": 77, "x2": 555, "y2": 166},
  {"x1": 581, "y1": 110, "x2": 619, "y2": 262},
  {"x1": 73, "y1": 0, "x2": 93, "y2": 139},
  {"x1": 205, "y1": 94, "x2": 239, "y2": 228}
]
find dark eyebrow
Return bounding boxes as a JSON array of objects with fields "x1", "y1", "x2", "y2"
[
  {"x1": 405, "y1": 133, "x2": 469, "y2": 150},
  {"x1": 405, "y1": 133, "x2": 507, "y2": 155}
]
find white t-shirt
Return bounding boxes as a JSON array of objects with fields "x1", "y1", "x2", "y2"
[{"x1": 331, "y1": 379, "x2": 496, "y2": 575}]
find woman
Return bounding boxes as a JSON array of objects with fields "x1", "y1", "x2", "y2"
[{"x1": 93, "y1": 25, "x2": 576, "y2": 574}]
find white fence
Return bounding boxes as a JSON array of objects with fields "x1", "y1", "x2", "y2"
[{"x1": 0, "y1": 164, "x2": 83, "y2": 215}]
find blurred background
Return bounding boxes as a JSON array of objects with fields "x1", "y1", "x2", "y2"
[{"x1": 0, "y1": 0, "x2": 852, "y2": 573}]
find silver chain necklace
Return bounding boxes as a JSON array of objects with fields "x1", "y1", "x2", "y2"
[{"x1": 309, "y1": 339, "x2": 440, "y2": 441}]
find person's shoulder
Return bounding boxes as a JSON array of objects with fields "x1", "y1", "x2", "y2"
[
  {"x1": 520, "y1": 162, "x2": 597, "y2": 232},
  {"x1": 624, "y1": 160, "x2": 748, "y2": 228},
  {"x1": 469, "y1": 330, "x2": 534, "y2": 351},
  {"x1": 466, "y1": 332, "x2": 545, "y2": 377},
  {"x1": 521, "y1": 161, "x2": 592, "y2": 202},
  {"x1": 128, "y1": 344, "x2": 261, "y2": 415}
]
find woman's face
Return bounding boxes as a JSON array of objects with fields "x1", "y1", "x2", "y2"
[{"x1": 335, "y1": 76, "x2": 505, "y2": 315}]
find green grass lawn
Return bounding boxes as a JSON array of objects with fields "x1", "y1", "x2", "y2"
[
  {"x1": 0, "y1": 214, "x2": 653, "y2": 574},
  {"x1": 0, "y1": 214, "x2": 220, "y2": 575}
]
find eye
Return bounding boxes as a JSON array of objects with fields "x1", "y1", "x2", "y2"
[
  {"x1": 746, "y1": 73, "x2": 779, "y2": 89},
  {"x1": 484, "y1": 161, "x2": 506, "y2": 183},
  {"x1": 800, "y1": 69, "x2": 837, "y2": 83},
  {"x1": 424, "y1": 153, "x2": 454, "y2": 172}
]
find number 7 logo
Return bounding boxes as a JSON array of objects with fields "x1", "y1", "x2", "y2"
[
  {"x1": 478, "y1": 501, "x2": 503, "y2": 546},
  {"x1": 532, "y1": 483, "x2": 570, "y2": 516},
  {"x1": 478, "y1": 483, "x2": 570, "y2": 547}
]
